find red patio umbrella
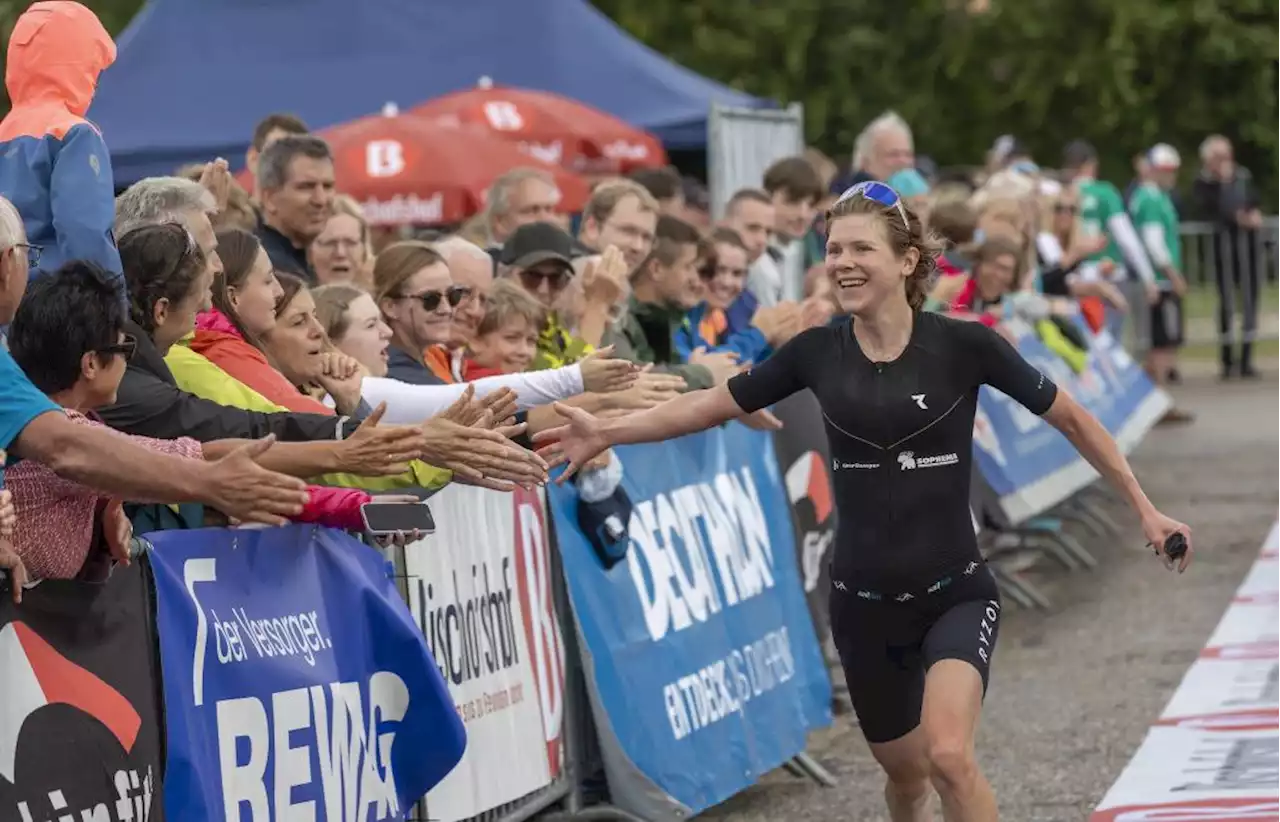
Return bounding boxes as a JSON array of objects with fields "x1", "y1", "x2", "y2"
[
  {"x1": 411, "y1": 82, "x2": 667, "y2": 175},
  {"x1": 317, "y1": 108, "x2": 590, "y2": 226}
]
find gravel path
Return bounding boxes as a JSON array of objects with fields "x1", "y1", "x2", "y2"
[{"x1": 699, "y1": 367, "x2": 1279, "y2": 822}]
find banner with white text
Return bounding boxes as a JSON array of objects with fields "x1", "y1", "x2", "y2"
[
  {"x1": 146, "y1": 525, "x2": 465, "y2": 822},
  {"x1": 403, "y1": 486, "x2": 566, "y2": 822},
  {"x1": 546, "y1": 423, "x2": 832, "y2": 820}
]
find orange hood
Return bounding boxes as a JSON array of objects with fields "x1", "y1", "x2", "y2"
[{"x1": 6, "y1": 1, "x2": 116, "y2": 116}]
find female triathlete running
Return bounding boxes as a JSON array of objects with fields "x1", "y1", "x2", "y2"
[{"x1": 536, "y1": 182, "x2": 1193, "y2": 822}]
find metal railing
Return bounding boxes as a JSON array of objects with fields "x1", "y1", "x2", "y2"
[{"x1": 1179, "y1": 218, "x2": 1278, "y2": 288}]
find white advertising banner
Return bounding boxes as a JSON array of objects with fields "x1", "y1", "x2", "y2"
[
  {"x1": 405, "y1": 486, "x2": 566, "y2": 821},
  {"x1": 1092, "y1": 523, "x2": 1280, "y2": 821}
]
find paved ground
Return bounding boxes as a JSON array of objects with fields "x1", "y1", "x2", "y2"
[{"x1": 702, "y1": 365, "x2": 1279, "y2": 822}]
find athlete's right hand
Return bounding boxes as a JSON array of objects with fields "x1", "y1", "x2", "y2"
[{"x1": 532, "y1": 402, "x2": 609, "y2": 484}]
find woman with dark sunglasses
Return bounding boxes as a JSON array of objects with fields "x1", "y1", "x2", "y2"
[
  {"x1": 373, "y1": 241, "x2": 471, "y2": 386},
  {"x1": 536, "y1": 181, "x2": 1192, "y2": 822}
]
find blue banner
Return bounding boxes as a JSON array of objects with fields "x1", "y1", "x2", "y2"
[
  {"x1": 146, "y1": 525, "x2": 465, "y2": 822},
  {"x1": 972, "y1": 318, "x2": 1169, "y2": 522},
  {"x1": 547, "y1": 424, "x2": 831, "y2": 816}
]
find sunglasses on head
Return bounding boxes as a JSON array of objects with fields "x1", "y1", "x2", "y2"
[
  {"x1": 99, "y1": 333, "x2": 137, "y2": 361},
  {"x1": 404, "y1": 285, "x2": 470, "y2": 312},
  {"x1": 835, "y1": 181, "x2": 909, "y2": 229}
]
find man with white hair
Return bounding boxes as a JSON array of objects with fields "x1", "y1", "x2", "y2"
[
  {"x1": 434, "y1": 235, "x2": 496, "y2": 373},
  {"x1": 851, "y1": 111, "x2": 916, "y2": 185},
  {"x1": 1191, "y1": 134, "x2": 1264, "y2": 379},
  {"x1": 0, "y1": 195, "x2": 310, "y2": 569},
  {"x1": 484, "y1": 168, "x2": 562, "y2": 247},
  {"x1": 115, "y1": 175, "x2": 224, "y2": 282}
]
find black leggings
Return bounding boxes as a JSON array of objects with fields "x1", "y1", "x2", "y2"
[
  {"x1": 1213, "y1": 228, "x2": 1264, "y2": 371},
  {"x1": 829, "y1": 561, "x2": 1001, "y2": 743}
]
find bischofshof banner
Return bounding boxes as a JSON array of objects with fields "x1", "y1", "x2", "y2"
[
  {"x1": 1090, "y1": 522, "x2": 1279, "y2": 821},
  {"x1": 146, "y1": 525, "x2": 465, "y2": 822},
  {"x1": 403, "y1": 485, "x2": 567, "y2": 822},
  {"x1": 547, "y1": 422, "x2": 833, "y2": 821},
  {"x1": 972, "y1": 315, "x2": 1170, "y2": 523},
  {"x1": 0, "y1": 563, "x2": 165, "y2": 822}
]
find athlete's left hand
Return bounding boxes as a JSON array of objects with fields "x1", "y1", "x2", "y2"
[{"x1": 1142, "y1": 511, "x2": 1192, "y2": 573}]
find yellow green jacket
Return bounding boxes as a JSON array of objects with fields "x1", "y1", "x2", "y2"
[{"x1": 164, "y1": 343, "x2": 451, "y2": 491}]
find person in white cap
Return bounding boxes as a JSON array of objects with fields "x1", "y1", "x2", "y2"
[{"x1": 1129, "y1": 143, "x2": 1193, "y2": 424}]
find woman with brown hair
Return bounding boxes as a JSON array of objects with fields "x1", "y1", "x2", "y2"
[{"x1": 537, "y1": 180, "x2": 1192, "y2": 822}]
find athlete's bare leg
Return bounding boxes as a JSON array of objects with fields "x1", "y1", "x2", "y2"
[
  {"x1": 922, "y1": 659, "x2": 998, "y2": 821},
  {"x1": 868, "y1": 725, "x2": 935, "y2": 822}
]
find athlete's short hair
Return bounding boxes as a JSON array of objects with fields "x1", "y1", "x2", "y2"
[{"x1": 826, "y1": 190, "x2": 944, "y2": 311}]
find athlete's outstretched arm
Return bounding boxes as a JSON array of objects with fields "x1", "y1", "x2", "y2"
[
  {"x1": 534, "y1": 386, "x2": 748, "y2": 481},
  {"x1": 535, "y1": 327, "x2": 821, "y2": 481},
  {"x1": 968, "y1": 319, "x2": 1192, "y2": 570},
  {"x1": 1042, "y1": 391, "x2": 1192, "y2": 570},
  {"x1": 604, "y1": 384, "x2": 745, "y2": 447}
]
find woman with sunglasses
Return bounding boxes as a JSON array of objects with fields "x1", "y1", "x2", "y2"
[
  {"x1": 537, "y1": 180, "x2": 1192, "y2": 822},
  {"x1": 1036, "y1": 192, "x2": 1126, "y2": 333},
  {"x1": 374, "y1": 241, "x2": 470, "y2": 386}
]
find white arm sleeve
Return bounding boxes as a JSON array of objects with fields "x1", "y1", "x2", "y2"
[
  {"x1": 1139, "y1": 223, "x2": 1173, "y2": 268},
  {"x1": 1106, "y1": 212, "x2": 1157, "y2": 284},
  {"x1": 359, "y1": 366, "x2": 586, "y2": 425},
  {"x1": 1036, "y1": 232, "x2": 1064, "y2": 267}
]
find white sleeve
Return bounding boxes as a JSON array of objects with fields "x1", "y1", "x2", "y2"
[
  {"x1": 465, "y1": 365, "x2": 585, "y2": 409},
  {"x1": 1036, "y1": 232, "x2": 1064, "y2": 267},
  {"x1": 1106, "y1": 212, "x2": 1157, "y2": 284},
  {"x1": 359, "y1": 365, "x2": 587, "y2": 423},
  {"x1": 360, "y1": 376, "x2": 469, "y2": 424},
  {"x1": 1139, "y1": 223, "x2": 1172, "y2": 268},
  {"x1": 746, "y1": 257, "x2": 780, "y2": 307}
]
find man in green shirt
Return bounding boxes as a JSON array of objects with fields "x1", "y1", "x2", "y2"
[
  {"x1": 1063, "y1": 141, "x2": 1160, "y2": 341},
  {"x1": 1129, "y1": 143, "x2": 1193, "y2": 423}
]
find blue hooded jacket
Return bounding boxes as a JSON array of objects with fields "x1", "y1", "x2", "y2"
[
  {"x1": 0, "y1": 2, "x2": 122, "y2": 296},
  {"x1": 674, "y1": 289, "x2": 773, "y2": 364}
]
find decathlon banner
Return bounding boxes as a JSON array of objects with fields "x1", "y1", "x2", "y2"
[
  {"x1": 0, "y1": 563, "x2": 165, "y2": 822},
  {"x1": 1090, "y1": 523, "x2": 1279, "y2": 821},
  {"x1": 403, "y1": 486, "x2": 565, "y2": 822},
  {"x1": 972, "y1": 318, "x2": 1170, "y2": 523},
  {"x1": 546, "y1": 424, "x2": 832, "y2": 820},
  {"x1": 146, "y1": 525, "x2": 465, "y2": 821}
]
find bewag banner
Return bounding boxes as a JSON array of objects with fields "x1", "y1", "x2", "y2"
[
  {"x1": 972, "y1": 317, "x2": 1170, "y2": 523},
  {"x1": 0, "y1": 563, "x2": 165, "y2": 822},
  {"x1": 547, "y1": 423, "x2": 832, "y2": 820},
  {"x1": 146, "y1": 525, "x2": 464, "y2": 822},
  {"x1": 403, "y1": 485, "x2": 566, "y2": 822}
]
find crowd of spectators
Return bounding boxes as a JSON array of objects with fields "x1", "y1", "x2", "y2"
[{"x1": 0, "y1": 1, "x2": 1265, "y2": 595}]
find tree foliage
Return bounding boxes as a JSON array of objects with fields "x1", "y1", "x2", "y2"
[
  {"x1": 593, "y1": 0, "x2": 1278, "y2": 199},
  {"x1": 1, "y1": 0, "x2": 1274, "y2": 199}
]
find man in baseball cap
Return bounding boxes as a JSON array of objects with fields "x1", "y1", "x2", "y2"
[
  {"x1": 1129, "y1": 142, "x2": 1193, "y2": 423},
  {"x1": 500, "y1": 221, "x2": 579, "y2": 308}
]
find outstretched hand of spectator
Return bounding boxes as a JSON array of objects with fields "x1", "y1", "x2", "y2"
[
  {"x1": 599, "y1": 369, "x2": 685, "y2": 412},
  {"x1": 102, "y1": 499, "x2": 134, "y2": 567},
  {"x1": 421, "y1": 412, "x2": 548, "y2": 491},
  {"x1": 581, "y1": 245, "x2": 629, "y2": 308},
  {"x1": 580, "y1": 345, "x2": 640, "y2": 394},
  {"x1": 0, "y1": 489, "x2": 14, "y2": 538},
  {"x1": 200, "y1": 436, "x2": 310, "y2": 526},
  {"x1": 689, "y1": 347, "x2": 741, "y2": 385},
  {"x1": 336, "y1": 403, "x2": 425, "y2": 476},
  {"x1": 0, "y1": 538, "x2": 27, "y2": 604}
]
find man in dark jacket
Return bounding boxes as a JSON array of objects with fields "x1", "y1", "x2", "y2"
[{"x1": 1189, "y1": 135, "x2": 1265, "y2": 379}]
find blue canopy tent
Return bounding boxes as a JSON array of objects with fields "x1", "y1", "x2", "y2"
[{"x1": 90, "y1": 0, "x2": 768, "y2": 184}]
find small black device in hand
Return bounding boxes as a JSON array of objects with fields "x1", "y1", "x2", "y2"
[
  {"x1": 1164, "y1": 532, "x2": 1188, "y2": 562},
  {"x1": 360, "y1": 501, "x2": 436, "y2": 537}
]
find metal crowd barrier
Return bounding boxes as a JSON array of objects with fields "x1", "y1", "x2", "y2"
[{"x1": 1179, "y1": 218, "x2": 1278, "y2": 289}]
